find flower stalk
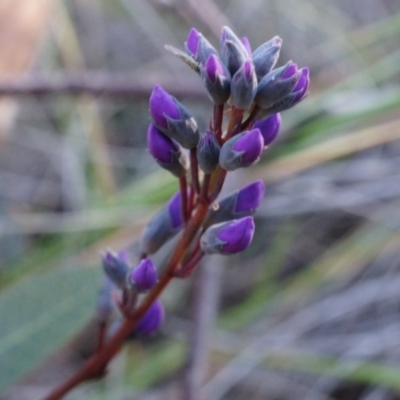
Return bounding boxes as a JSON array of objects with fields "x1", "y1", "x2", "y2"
[{"x1": 44, "y1": 25, "x2": 309, "y2": 400}]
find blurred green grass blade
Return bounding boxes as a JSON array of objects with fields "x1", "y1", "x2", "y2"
[
  {"x1": 126, "y1": 340, "x2": 185, "y2": 389},
  {"x1": 219, "y1": 220, "x2": 399, "y2": 332},
  {"x1": 1, "y1": 170, "x2": 176, "y2": 289},
  {"x1": 0, "y1": 266, "x2": 101, "y2": 394},
  {"x1": 219, "y1": 219, "x2": 300, "y2": 331},
  {"x1": 265, "y1": 351, "x2": 400, "y2": 392}
]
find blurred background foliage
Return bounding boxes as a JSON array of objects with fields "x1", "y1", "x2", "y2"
[{"x1": 0, "y1": 0, "x2": 400, "y2": 399}]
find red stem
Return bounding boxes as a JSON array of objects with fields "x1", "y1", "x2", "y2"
[
  {"x1": 213, "y1": 104, "x2": 224, "y2": 144},
  {"x1": 190, "y1": 148, "x2": 200, "y2": 195},
  {"x1": 200, "y1": 173, "x2": 211, "y2": 203},
  {"x1": 179, "y1": 175, "x2": 189, "y2": 222},
  {"x1": 240, "y1": 105, "x2": 260, "y2": 131}
]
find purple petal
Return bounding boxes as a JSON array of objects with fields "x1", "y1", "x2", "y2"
[
  {"x1": 218, "y1": 217, "x2": 255, "y2": 254},
  {"x1": 186, "y1": 28, "x2": 200, "y2": 55},
  {"x1": 204, "y1": 54, "x2": 225, "y2": 83},
  {"x1": 149, "y1": 85, "x2": 180, "y2": 129},
  {"x1": 147, "y1": 124, "x2": 179, "y2": 164},
  {"x1": 282, "y1": 62, "x2": 298, "y2": 79},
  {"x1": 130, "y1": 258, "x2": 158, "y2": 291},
  {"x1": 232, "y1": 129, "x2": 263, "y2": 164},
  {"x1": 167, "y1": 191, "x2": 184, "y2": 229},
  {"x1": 235, "y1": 180, "x2": 265, "y2": 213},
  {"x1": 253, "y1": 113, "x2": 282, "y2": 147},
  {"x1": 135, "y1": 300, "x2": 165, "y2": 336},
  {"x1": 292, "y1": 67, "x2": 310, "y2": 102},
  {"x1": 243, "y1": 60, "x2": 254, "y2": 80}
]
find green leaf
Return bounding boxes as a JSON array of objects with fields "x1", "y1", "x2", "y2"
[{"x1": 0, "y1": 266, "x2": 101, "y2": 394}]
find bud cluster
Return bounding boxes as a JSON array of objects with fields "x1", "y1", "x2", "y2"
[
  {"x1": 99, "y1": 26, "x2": 309, "y2": 338},
  {"x1": 100, "y1": 251, "x2": 163, "y2": 336}
]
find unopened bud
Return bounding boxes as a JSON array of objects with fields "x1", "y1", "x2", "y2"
[
  {"x1": 128, "y1": 258, "x2": 158, "y2": 292},
  {"x1": 254, "y1": 62, "x2": 300, "y2": 110},
  {"x1": 134, "y1": 300, "x2": 165, "y2": 336},
  {"x1": 102, "y1": 250, "x2": 129, "y2": 289},
  {"x1": 230, "y1": 60, "x2": 258, "y2": 110},
  {"x1": 205, "y1": 180, "x2": 265, "y2": 227},
  {"x1": 197, "y1": 130, "x2": 221, "y2": 174},
  {"x1": 139, "y1": 191, "x2": 184, "y2": 255},
  {"x1": 200, "y1": 216, "x2": 255, "y2": 255},
  {"x1": 219, "y1": 129, "x2": 263, "y2": 171},
  {"x1": 201, "y1": 54, "x2": 231, "y2": 105},
  {"x1": 149, "y1": 85, "x2": 200, "y2": 149},
  {"x1": 252, "y1": 36, "x2": 282, "y2": 80},
  {"x1": 253, "y1": 113, "x2": 282, "y2": 147},
  {"x1": 220, "y1": 26, "x2": 249, "y2": 75},
  {"x1": 185, "y1": 28, "x2": 218, "y2": 66},
  {"x1": 268, "y1": 67, "x2": 310, "y2": 113},
  {"x1": 147, "y1": 124, "x2": 188, "y2": 177}
]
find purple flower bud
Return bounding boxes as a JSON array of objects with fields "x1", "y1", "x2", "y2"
[
  {"x1": 282, "y1": 62, "x2": 298, "y2": 79},
  {"x1": 201, "y1": 54, "x2": 231, "y2": 105},
  {"x1": 139, "y1": 191, "x2": 184, "y2": 255},
  {"x1": 200, "y1": 216, "x2": 255, "y2": 255},
  {"x1": 185, "y1": 28, "x2": 218, "y2": 66},
  {"x1": 267, "y1": 67, "x2": 310, "y2": 114},
  {"x1": 219, "y1": 129, "x2": 263, "y2": 171},
  {"x1": 254, "y1": 62, "x2": 301, "y2": 110},
  {"x1": 253, "y1": 113, "x2": 282, "y2": 147},
  {"x1": 220, "y1": 26, "x2": 249, "y2": 75},
  {"x1": 186, "y1": 28, "x2": 200, "y2": 56},
  {"x1": 204, "y1": 180, "x2": 265, "y2": 227},
  {"x1": 230, "y1": 60, "x2": 257, "y2": 110},
  {"x1": 135, "y1": 300, "x2": 165, "y2": 336},
  {"x1": 252, "y1": 36, "x2": 282, "y2": 80},
  {"x1": 147, "y1": 124, "x2": 188, "y2": 177},
  {"x1": 149, "y1": 85, "x2": 200, "y2": 149},
  {"x1": 129, "y1": 258, "x2": 158, "y2": 292},
  {"x1": 149, "y1": 85, "x2": 180, "y2": 130},
  {"x1": 197, "y1": 130, "x2": 221, "y2": 174},
  {"x1": 235, "y1": 180, "x2": 265, "y2": 213},
  {"x1": 167, "y1": 191, "x2": 184, "y2": 229},
  {"x1": 102, "y1": 250, "x2": 129, "y2": 289}
]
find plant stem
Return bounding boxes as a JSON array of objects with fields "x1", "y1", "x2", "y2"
[
  {"x1": 213, "y1": 104, "x2": 224, "y2": 143},
  {"x1": 179, "y1": 175, "x2": 189, "y2": 222},
  {"x1": 190, "y1": 148, "x2": 201, "y2": 195}
]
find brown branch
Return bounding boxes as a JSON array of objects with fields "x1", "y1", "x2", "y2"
[{"x1": 0, "y1": 74, "x2": 206, "y2": 98}]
